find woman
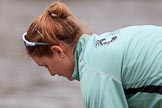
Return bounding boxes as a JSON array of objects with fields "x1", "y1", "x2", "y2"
[{"x1": 22, "y1": 1, "x2": 162, "y2": 108}]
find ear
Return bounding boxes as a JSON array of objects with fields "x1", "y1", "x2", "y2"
[{"x1": 51, "y1": 45, "x2": 64, "y2": 57}]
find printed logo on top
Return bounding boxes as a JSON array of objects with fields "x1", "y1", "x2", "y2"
[{"x1": 96, "y1": 29, "x2": 120, "y2": 47}]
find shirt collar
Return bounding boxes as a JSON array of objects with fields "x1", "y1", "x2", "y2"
[{"x1": 72, "y1": 34, "x2": 90, "y2": 81}]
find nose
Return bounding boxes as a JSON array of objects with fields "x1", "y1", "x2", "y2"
[
  {"x1": 48, "y1": 70, "x2": 56, "y2": 76},
  {"x1": 49, "y1": 71, "x2": 56, "y2": 76}
]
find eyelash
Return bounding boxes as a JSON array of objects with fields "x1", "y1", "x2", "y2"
[{"x1": 44, "y1": 65, "x2": 48, "y2": 69}]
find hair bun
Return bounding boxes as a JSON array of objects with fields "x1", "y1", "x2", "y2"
[
  {"x1": 47, "y1": 9, "x2": 58, "y2": 18},
  {"x1": 47, "y1": 1, "x2": 71, "y2": 19}
]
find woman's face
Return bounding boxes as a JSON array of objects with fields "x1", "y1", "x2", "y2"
[{"x1": 32, "y1": 50, "x2": 75, "y2": 81}]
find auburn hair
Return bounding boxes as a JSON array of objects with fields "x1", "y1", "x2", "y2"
[{"x1": 26, "y1": 1, "x2": 87, "y2": 57}]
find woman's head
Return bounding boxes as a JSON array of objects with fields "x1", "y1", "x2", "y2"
[
  {"x1": 22, "y1": 1, "x2": 87, "y2": 80},
  {"x1": 24, "y1": 1, "x2": 85, "y2": 57}
]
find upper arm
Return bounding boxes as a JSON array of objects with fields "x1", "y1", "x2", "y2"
[{"x1": 80, "y1": 64, "x2": 128, "y2": 108}]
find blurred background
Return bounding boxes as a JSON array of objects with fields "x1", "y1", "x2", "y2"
[{"x1": 0, "y1": 0, "x2": 162, "y2": 108}]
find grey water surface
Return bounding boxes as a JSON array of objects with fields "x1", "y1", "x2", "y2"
[{"x1": 0, "y1": 0, "x2": 162, "y2": 108}]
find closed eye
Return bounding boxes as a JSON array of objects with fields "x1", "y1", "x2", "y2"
[{"x1": 38, "y1": 64, "x2": 48, "y2": 69}]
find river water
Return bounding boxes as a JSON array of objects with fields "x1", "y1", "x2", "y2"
[{"x1": 0, "y1": 0, "x2": 162, "y2": 108}]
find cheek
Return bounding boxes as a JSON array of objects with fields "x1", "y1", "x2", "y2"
[
  {"x1": 47, "y1": 55, "x2": 74, "y2": 72},
  {"x1": 62, "y1": 59, "x2": 74, "y2": 71},
  {"x1": 47, "y1": 62, "x2": 55, "y2": 70},
  {"x1": 47, "y1": 59, "x2": 61, "y2": 71}
]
